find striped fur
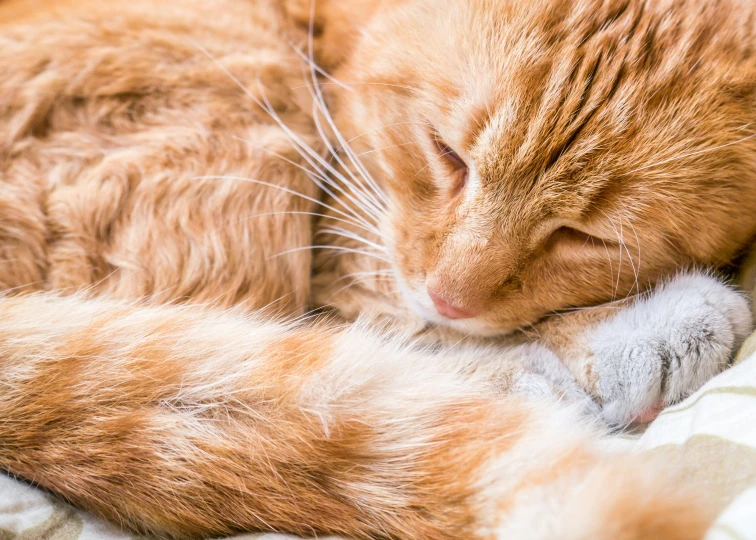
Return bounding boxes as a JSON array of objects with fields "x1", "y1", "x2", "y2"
[{"x1": 0, "y1": 0, "x2": 754, "y2": 537}]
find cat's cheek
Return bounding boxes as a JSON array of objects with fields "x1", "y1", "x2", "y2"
[{"x1": 394, "y1": 274, "x2": 434, "y2": 321}]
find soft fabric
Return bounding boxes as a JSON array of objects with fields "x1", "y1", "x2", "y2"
[{"x1": 3, "y1": 335, "x2": 756, "y2": 540}]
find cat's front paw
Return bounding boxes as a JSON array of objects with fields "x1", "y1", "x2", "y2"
[
  {"x1": 590, "y1": 273, "x2": 752, "y2": 426},
  {"x1": 511, "y1": 344, "x2": 602, "y2": 418}
]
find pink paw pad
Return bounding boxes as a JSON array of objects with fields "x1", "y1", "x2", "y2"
[{"x1": 633, "y1": 402, "x2": 664, "y2": 424}]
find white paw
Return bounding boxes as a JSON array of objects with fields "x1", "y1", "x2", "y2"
[
  {"x1": 512, "y1": 344, "x2": 601, "y2": 418},
  {"x1": 590, "y1": 273, "x2": 752, "y2": 426}
]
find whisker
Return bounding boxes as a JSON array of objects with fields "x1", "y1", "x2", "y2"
[
  {"x1": 299, "y1": 32, "x2": 391, "y2": 210},
  {"x1": 230, "y1": 210, "x2": 377, "y2": 236},
  {"x1": 339, "y1": 121, "x2": 431, "y2": 148},
  {"x1": 355, "y1": 141, "x2": 419, "y2": 158},
  {"x1": 289, "y1": 13, "x2": 393, "y2": 236},
  {"x1": 628, "y1": 132, "x2": 756, "y2": 174},
  {"x1": 230, "y1": 134, "x2": 382, "y2": 232},
  {"x1": 599, "y1": 237, "x2": 616, "y2": 301},
  {"x1": 271, "y1": 245, "x2": 391, "y2": 263},
  {"x1": 317, "y1": 226, "x2": 388, "y2": 253},
  {"x1": 334, "y1": 270, "x2": 396, "y2": 285},
  {"x1": 255, "y1": 80, "x2": 389, "y2": 240},
  {"x1": 309, "y1": 87, "x2": 390, "y2": 210},
  {"x1": 191, "y1": 175, "x2": 379, "y2": 236},
  {"x1": 255, "y1": 85, "x2": 384, "y2": 226},
  {"x1": 605, "y1": 214, "x2": 626, "y2": 298},
  {"x1": 414, "y1": 148, "x2": 458, "y2": 177},
  {"x1": 286, "y1": 41, "x2": 354, "y2": 93},
  {"x1": 189, "y1": 36, "x2": 396, "y2": 276},
  {"x1": 617, "y1": 202, "x2": 643, "y2": 295},
  {"x1": 600, "y1": 211, "x2": 630, "y2": 297},
  {"x1": 188, "y1": 39, "x2": 383, "y2": 233},
  {"x1": 325, "y1": 273, "x2": 397, "y2": 303},
  {"x1": 308, "y1": 97, "x2": 386, "y2": 217},
  {"x1": 617, "y1": 218, "x2": 639, "y2": 298},
  {"x1": 291, "y1": 67, "x2": 387, "y2": 217},
  {"x1": 291, "y1": 81, "x2": 417, "y2": 93}
]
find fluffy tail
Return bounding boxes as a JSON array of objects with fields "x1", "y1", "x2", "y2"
[{"x1": 0, "y1": 294, "x2": 713, "y2": 539}]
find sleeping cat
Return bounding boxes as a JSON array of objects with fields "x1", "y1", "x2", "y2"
[{"x1": 0, "y1": 0, "x2": 754, "y2": 538}]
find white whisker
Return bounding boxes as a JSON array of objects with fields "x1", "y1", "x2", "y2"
[
  {"x1": 308, "y1": 97, "x2": 386, "y2": 217},
  {"x1": 189, "y1": 35, "x2": 396, "y2": 278},
  {"x1": 599, "y1": 237, "x2": 616, "y2": 301},
  {"x1": 308, "y1": 86, "x2": 390, "y2": 209},
  {"x1": 292, "y1": 81, "x2": 417, "y2": 93},
  {"x1": 617, "y1": 201, "x2": 643, "y2": 295},
  {"x1": 300, "y1": 29, "x2": 391, "y2": 210},
  {"x1": 339, "y1": 121, "x2": 430, "y2": 148},
  {"x1": 602, "y1": 213, "x2": 626, "y2": 298},
  {"x1": 334, "y1": 270, "x2": 396, "y2": 285},
  {"x1": 326, "y1": 273, "x2": 397, "y2": 302},
  {"x1": 230, "y1": 134, "x2": 382, "y2": 232},
  {"x1": 317, "y1": 226, "x2": 388, "y2": 253},
  {"x1": 629, "y1": 133, "x2": 756, "y2": 174},
  {"x1": 414, "y1": 148, "x2": 458, "y2": 177},
  {"x1": 188, "y1": 39, "x2": 384, "y2": 234},
  {"x1": 230, "y1": 211, "x2": 377, "y2": 236},
  {"x1": 271, "y1": 245, "x2": 391, "y2": 263},
  {"x1": 286, "y1": 41, "x2": 355, "y2": 93},
  {"x1": 254, "y1": 84, "x2": 384, "y2": 227},
  {"x1": 355, "y1": 141, "x2": 419, "y2": 157},
  {"x1": 602, "y1": 210, "x2": 640, "y2": 299},
  {"x1": 191, "y1": 175, "x2": 380, "y2": 236}
]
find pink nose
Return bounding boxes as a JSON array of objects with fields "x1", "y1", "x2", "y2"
[{"x1": 427, "y1": 289, "x2": 480, "y2": 320}]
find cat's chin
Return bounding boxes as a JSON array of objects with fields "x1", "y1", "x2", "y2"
[{"x1": 430, "y1": 317, "x2": 511, "y2": 338}]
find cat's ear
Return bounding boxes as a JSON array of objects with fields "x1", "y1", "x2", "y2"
[{"x1": 283, "y1": 0, "x2": 390, "y2": 68}]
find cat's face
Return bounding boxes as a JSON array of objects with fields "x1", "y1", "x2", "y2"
[{"x1": 325, "y1": 0, "x2": 756, "y2": 335}]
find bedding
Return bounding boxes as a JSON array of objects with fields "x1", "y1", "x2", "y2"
[{"x1": 3, "y1": 336, "x2": 756, "y2": 540}]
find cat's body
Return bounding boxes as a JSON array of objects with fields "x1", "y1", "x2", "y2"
[{"x1": 0, "y1": 0, "x2": 755, "y2": 538}]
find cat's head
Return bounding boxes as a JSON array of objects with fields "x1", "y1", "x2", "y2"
[{"x1": 310, "y1": 0, "x2": 756, "y2": 335}]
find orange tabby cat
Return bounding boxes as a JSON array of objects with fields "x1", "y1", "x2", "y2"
[{"x1": 0, "y1": 0, "x2": 754, "y2": 538}]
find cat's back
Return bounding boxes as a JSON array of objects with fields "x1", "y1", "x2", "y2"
[
  {"x1": 0, "y1": 0, "x2": 278, "y2": 26},
  {"x1": 0, "y1": 0, "x2": 320, "y2": 313}
]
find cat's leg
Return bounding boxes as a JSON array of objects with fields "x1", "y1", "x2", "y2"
[
  {"x1": 0, "y1": 293, "x2": 712, "y2": 539},
  {"x1": 435, "y1": 340, "x2": 601, "y2": 417},
  {"x1": 535, "y1": 271, "x2": 753, "y2": 425}
]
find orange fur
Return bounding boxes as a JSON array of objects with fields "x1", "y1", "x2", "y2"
[
  {"x1": 319, "y1": 0, "x2": 756, "y2": 334},
  {"x1": 0, "y1": 0, "x2": 752, "y2": 537},
  {"x1": 0, "y1": 295, "x2": 713, "y2": 538},
  {"x1": 0, "y1": 0, "x2": 318, "y2": 313}
]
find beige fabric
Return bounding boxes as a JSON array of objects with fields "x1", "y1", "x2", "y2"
[{"x1": 635, "y1": 336, "x2": 756, "y2": 540}]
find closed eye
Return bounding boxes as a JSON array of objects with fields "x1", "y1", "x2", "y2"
[
  {"x1": 545, "y1": 226, "x2": 620, "y2": 251},
  {"x1": 431, "y1": 132, "x2": 469, "y2": 194}
]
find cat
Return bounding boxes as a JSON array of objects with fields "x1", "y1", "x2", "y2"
[{"x1": 0, "y1": 0, "x2": 754, "y2": 538}]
